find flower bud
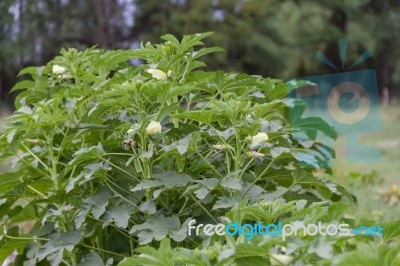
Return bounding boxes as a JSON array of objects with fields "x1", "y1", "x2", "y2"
[
  {"x1": 270, "y1": 254, "x2": 292, "y2": 266},
  {"x1": 213, "y1": 144, "x2": 227, "y2": 151},
  {"x1": 147, "y1": 69, "x2": 167, "y2": 80},
  {"x1": 127, "y1": 128, "x2": 135, "y2": 134},
  {"x1": 246, "y1": 151, "x2": 265, "y2": 158},
  {"x1": 52, "y1": 65, "x2": 66, "y2": 75},
  {"x1": 250, "y1": 132, "x2": 269, "y2": 146},
  {"x1": 146, "y1": 121, "x2": 162, "y2": 135},
  {"x1": 122, "y1": 139, "x2": 139, "y2": 149},
  {"x1": 25, "y1": 139, "x2": 41, "y2": 145},
  {"x1": 58, "y1": 73, "x2": 72, "y2": 80}
]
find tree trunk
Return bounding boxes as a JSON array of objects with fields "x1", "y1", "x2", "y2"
[
  {"x1": 95, "y1": 0, "x2": 110, "y2": 48},
  {"x1": 19, "y1": 0, "x2": 25, "y2": 69}
]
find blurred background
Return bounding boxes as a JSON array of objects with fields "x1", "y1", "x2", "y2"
[
  {"x1": 1, "y1": 0, "x2": 400, "y2": 105},
  {"x1": 0, "y1": 0, "x2": 400, "y2": 220}
]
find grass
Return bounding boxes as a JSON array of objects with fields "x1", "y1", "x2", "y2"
[{"x1": 330, "y1": 104, "x2": 400, "y2": 221}]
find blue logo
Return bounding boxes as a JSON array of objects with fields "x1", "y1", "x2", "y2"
[{"x1": 289, "y1": 39, "x2": 382, "y2": 166}]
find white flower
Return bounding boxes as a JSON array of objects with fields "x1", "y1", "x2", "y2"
[
  {"x1": 147, "y1": 69, "x2": 167, "y2": 80},
  {"x1": 146, "y1": 121, "x2": 162, "y2": 134},
  {"x1": 52, "y1": 65, "x2": 66, "y2": 75},
  {"x1": 251, "y1": 132, "x2": 269, "y2": 146},
  {"x1": 167, "y1": 70, "x2": 173, "y2": 77},
  {"x1": 270, "y1": 254, "x2": 292, "y2": 266}
]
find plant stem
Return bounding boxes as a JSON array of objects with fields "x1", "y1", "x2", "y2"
[
  {"x1": 241, "y1": 158, "x2": 274, "y2": 200},
  {"x1": 190, "y1": 194, "x2": 218, "y2": 223},
  {"x1": 234, "y1": 131, "x2": 242, "y2": 171},
  {"x1": 99, "y1": 157, "x2": 140, "y2": 182},
  {"x1": 20, "y1": 143, "x2": 51, "y2": 174},
  {"x1": 4, "y1": 235, "x2": 49, "y2": 241},
  {"x1": 195, "y1": 150, "x2": 223, "y2": 178},
  {"x1": 79, "y1": 243, "x2": 125, "y2": 257}
]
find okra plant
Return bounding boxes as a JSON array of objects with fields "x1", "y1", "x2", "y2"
[{"x1": 0, "y1": 33, "x2": 398, "y2": 266}]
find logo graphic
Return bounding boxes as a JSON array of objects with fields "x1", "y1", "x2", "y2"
[{"x1": 290, "y1": 39, "x2": 382, "y2": 166}]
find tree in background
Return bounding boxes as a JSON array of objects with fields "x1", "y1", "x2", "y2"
[{"x1": 1, "y1": 0, "x2": 400, "y2": 105}]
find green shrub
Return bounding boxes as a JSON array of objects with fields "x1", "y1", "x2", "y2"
[{"x1": 0, "y1": 33, "x2": 399, "y2": 265}]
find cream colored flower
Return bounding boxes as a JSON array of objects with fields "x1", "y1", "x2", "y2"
[
  {"x1": 270, "y1": 254, "x2": 292, "y2": 266},
  {"x1": 146, "y1": 121, "x2": 162, "y2": 134},
  {"x1": 251, "y1": 132, "x2": 269, "y2": 146},
  {"x1": 52, "y1": 65, "x2": 66, "y2": 75},
  {"x1": 246, "y1": 151, "x2": 265, "y2": 158},
  {"x1": 147, "y1": 69, "x2": 167, "y2": 80},
  {"x1": 167, "y1": 70, "x2": 173, "y2": 77},
  {"x1": 127, "y1": 128, "x2": 135, "y2": 134}
]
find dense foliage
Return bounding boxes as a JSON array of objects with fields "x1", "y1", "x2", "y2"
[
  {"x1": 1, "y1": 0, "x2": 400, "y2": 103},
  {"x1": 0, "y1": 33, "x2": 399, "y2": 265}
]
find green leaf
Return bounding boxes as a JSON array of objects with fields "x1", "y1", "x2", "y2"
[
  {"x1": 131, "y1": 180, "x2": 162, "y2": 191},
  {"x1": 209, "y1": 128, "x2": 236, "y2": 140},
  {"x1": 161, "y1": 34, "x2": 181, "y2": 46},
  {"x1": 68, "y1": 143, "x2": 106, "y2": 167},
  {"x1": 118, "y1": 238, "x2": 205, "y2": 266},
  {"x1": 184, "y1": 178, "x2": 218, "y2": 200},
  {"x1": 336, "y1": 243, "x2": 400, "y2": 266},
  {"x1": 118, "y1": 238, "x2": 174, "y2": 266},
  {"x1": 37, "y1": 231, "x2": 81, "y2": 266},
  {"x1": 75, "y1": 189, "x2": 111, "y2": 229},
  {"x1": 292, "y1": 151, "x2": 320, "y2": 168},
  {"x1": 78, "y1": 253, "x2": 104, "y2": 266},
  {"x1": 42, "y1": 205, "x2": 74, "y2": 225},
  {"x1": 191, "y1": 47, "x2": 224, "y2": 60},
  {"x1": 181, "y1": 32, "x2": 214, "y2": 51},
  {"x1": 308, "y1": 238, "x2": 332, "y2": 259},
  {"x1": 152, "y1": 172, "x2": 192, "y2": 188},
  {"x1": 0, "y1": 238, "x2": 32, "y2": 262},
  {"x1": 381, "y1": 220, "x2": 400, "y2": 242},
  {"x1": 174, "y1": 111, "x2": 214, "y2": 125},
  {"x1": 250, "y1": 100, "x2": 282, "y2": 119},
  {"x1": 0, "y1": 172, "x2": 23, "y2": 194},
  {"x1": 129, "y1": 215, "x2": 187, "y2": 245},
  {"x1": 101, "y1": 204, "x2": 135, "y2": 228},
  {"x1": 156, "y1": 102, "x2": 180, "y2": 121},
  {"x1": 292, "y1": 116, "x2": 337, "y2": 140},
  {"x1": 17, "y1": 66, "x2": 44, "y2": 77},
  {"x1": 220, "y1": 171, "x2": 242, "y2": 190},
  {"x1": 10, "y1": 80, "x2": 36, "y2": 92},
  {"x1": 286, "y1": 79, "x2": 315, "y2": 91},
  {"x1": 6, "y1": 129, "x2": 17, "y2": 144},
  {"x1": 162, "y1": 134, "x2": 193, "y2": 155},
  {"x1": 320, "y1": 203, "x2": 348, "y2": 223},
  {"x1": 139, "y1": 201, "x2": 156, "y2": 214},
  {"x1": 213, "y1": 195, "x2": 240, "y2": 210}
]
